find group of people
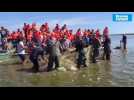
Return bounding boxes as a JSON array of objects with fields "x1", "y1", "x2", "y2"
[
  {"x1": 0, "y1": 27, "x2": 9, "y2": 51},
  {"x1": 0, "y1": 22, "x2": 112, "y2": 73}
]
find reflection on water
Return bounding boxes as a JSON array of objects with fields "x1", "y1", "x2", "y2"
[{"x1": 112, "y1": 49, "x2": 134, "y2": 86}]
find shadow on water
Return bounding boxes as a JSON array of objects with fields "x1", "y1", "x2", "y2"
[
  {"x1": 16, "y1": 67, "x2": 48, "y2": 74},
  {"x1": 104, "y1": 61, "x2": 112, "y2": 73},
  {"x1": 16, "y1": 68, "x2": 34, "y2": 73},
  {"x1": 97, "y1": 61, "x2": 112, "y2": 86},
  {"x1": 71, "y1": 61, "x2": 112, "y2": 87},
  {"x1": 15, "y1": 61, "x2": 113, "y2": 86}
]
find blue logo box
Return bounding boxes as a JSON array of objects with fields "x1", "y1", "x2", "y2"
[{"x1": 113, "y1": 14, "x2": 132, "y2": 22}]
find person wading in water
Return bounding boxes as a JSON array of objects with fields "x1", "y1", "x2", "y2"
[
  {"x1": 102, "y1": 35, "x2": 111, "y2": 61},
  {"x1": 122, "y1": 34, "x2": 127, "y2": 51},
  {"x1": 91, "y1": 34, "x2": 101, "y2": 63},
  {"x1": 73, "y1": 36, "x2": 87, "y2": 68},
  {"x1": 46, "y1": 37, "x2": 62, "y2": 72}
]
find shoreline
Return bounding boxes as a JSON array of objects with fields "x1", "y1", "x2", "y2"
[{"x1": 110, "y1": 33, "x2": 134, "y2": 36}]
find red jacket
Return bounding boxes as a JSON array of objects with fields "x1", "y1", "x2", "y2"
[
  {"x1": 34, "y1": 31, "x2": 41, "y2": 40},
  {"x1": 96, "y1": 31, "x2": 100, "y2": 39},
  {"x1": 11, "y1": 32, "x2": 19, "y2": 40}
]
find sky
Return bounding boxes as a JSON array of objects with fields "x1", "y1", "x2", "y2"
[{"x1": 0, "y1": 12, "x2": 134, "y2": 34}]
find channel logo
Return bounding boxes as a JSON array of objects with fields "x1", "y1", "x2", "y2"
[{"x1": 113, "y1": 14, "x2": 132, "y2": 22}]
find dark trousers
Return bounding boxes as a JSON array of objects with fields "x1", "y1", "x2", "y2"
[
  {"x1": 1, "y1": 39, "x2": 5, "y2": 50},
  {"x1": 103, "y1": 49, "x2": 111, "y2": 60},
  {"x1": 103, "y1": 53, "x2": 110, "y2": 60},
  {"x1": 47, "y1": 55, "x2": 59, "y2": 71},
  {"x1": 106, "y1": 53, "x2": 110, "y2": 60},
  {"x1": 123, "y1": 43, "x2": 126, "y2": 50},
  {"x1": 92, "y1": 48, "x2": 99, "y2": 63},
  {"x1": 18, "y1": 54, "x2": 25, "y2": 62},
  {"x1": 30, "y1": 57, "x2": 39, "y2": 72},
  {"x1": 32, "y1": 59, "x2": 39, "y2": 72},
  {"x1": 77, "y1": 51, "x2": 86, "y2": 67}
]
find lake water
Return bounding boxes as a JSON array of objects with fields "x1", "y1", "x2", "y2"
[
  {"x1": 110, "y1": 35, "x2": 134, "y2": 86},
  {"x1": 0, "y1": 35, "x2": 134, "y2": 87}
]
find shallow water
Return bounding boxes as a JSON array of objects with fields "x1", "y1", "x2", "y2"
[
  {"x1": 110, "y1": 35, "x2": 134, "y2": 87},
  {"x1": 0, "y1": 35, "x2": 134, "y2": 87}
]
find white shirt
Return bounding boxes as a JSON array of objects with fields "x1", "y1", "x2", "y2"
[{"x1": 17, "y1": 41, "x2": 25, "y2": 54}]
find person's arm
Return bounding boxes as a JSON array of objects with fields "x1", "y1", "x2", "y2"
[
  {"x1": 98, "y1": 39, "x2": 101, "y2": 47},
  {"x1": 109, "y1": 38, "x2": 111, "y2": 45},
  {"x1": 70, "y1": 42, "x2": 77, "y2": 53},
  {"x1": 126, "y1": 36, "x2": 127, "y2": 44},
  {"x1": 19, "y1": 42, "x2": 24, "y2": 48},
  {"x1": 20, "y1": 42, "x2": 28, "y2": 50},
  {"x1": 58, "y1": 41, "x2": 63, "y2": 52},
  {"x1": 45, "y1": 46, "x2": 49, "y2": 55},
  {"x1": 70, "y1": 48, "x2": 77, "y2": 53},
  {"x1": 122, "y1": 36, "x2": 124, "y2": 43}
]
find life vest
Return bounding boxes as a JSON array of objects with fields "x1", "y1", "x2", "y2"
[
  {"x1": 70, "y1": 34, "x2": 74, "y2": 41},
  {"x1": 54, "y1": 26, "x2": 60, "y2": 32},
  {"x1": 7, "y1": 35, "x2": 12, "y2": 40},
  {"x1": 96, "y1": 30, "x2": 100, "y2": 39},
  {"x1": 18, "y1": 32, "x2": 24, "y2": 39},
  {"x1": 44, "y1": 24, "x2": 49, "y2": 32},
  {"x1": 12, "y1": 32, "x2": 19, "y2": 40},
  {"x1": 76, "y1": 31, "x2": 83, "y2": 37},
  {"x1": 40, "y1": 34, "x2": 43, "y2": 42},
  {"x1": 27, "y1": 32, "x2": 33, "y2": 41},
  {"x1": 103, "y1": 27, "x2": 109, "y2": 37},
  {"x1": 87, "y1": 31, "x2": 91, "y2": 36}
]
